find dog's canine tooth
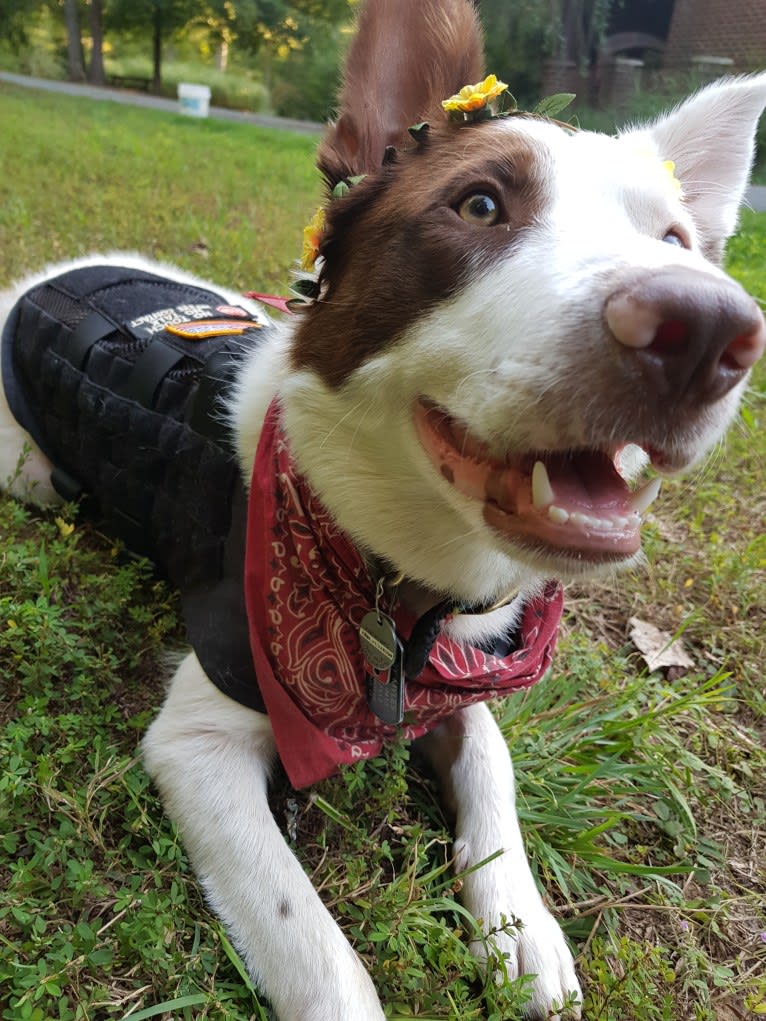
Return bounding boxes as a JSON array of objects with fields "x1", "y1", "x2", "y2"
[
  {"x1": 548, "y1": 505, "x2": 570, "y2": 524},
  {"x1": 629, "y1": 476, "x2": 662, "y2": 515},
  {"x1": 532, "y1": 460, "x2": 554, "y2": 508}
]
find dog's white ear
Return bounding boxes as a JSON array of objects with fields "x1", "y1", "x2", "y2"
[
  {"x1": 630, "y1": 74, "x2": 766, "y2": 261},
  {"x1": 318, "y1": 0, "x2": 483, "y2": 188}
]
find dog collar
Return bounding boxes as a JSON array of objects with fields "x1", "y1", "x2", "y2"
[{"x1": 244, "y1": 398, "x2": 563, "y2": 788}]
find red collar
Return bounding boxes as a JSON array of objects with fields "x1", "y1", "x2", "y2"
[{"x1": 245, "y1": 399, "x2": 563, "y2": 788}]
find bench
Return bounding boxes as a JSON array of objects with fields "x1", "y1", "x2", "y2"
[{"x1": 108, "y1": 74, "x2": 152, "y2": 92}]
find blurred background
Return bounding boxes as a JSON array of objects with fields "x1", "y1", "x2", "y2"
[{"x1": 0, "y1": 0, "x2": 764, "y2": 175}]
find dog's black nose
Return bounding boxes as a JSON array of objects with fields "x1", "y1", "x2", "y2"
[{"x1": 605, "y1": 267, "x2": 766, "y2": 403}]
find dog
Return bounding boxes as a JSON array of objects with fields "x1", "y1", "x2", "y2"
[{"x1": 2, "y1": 1, "x2": 766, "y2": 1018}]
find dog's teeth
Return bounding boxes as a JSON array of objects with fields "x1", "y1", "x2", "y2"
[
  {"x1": 629, "y1": 476, "x2": 662, "y2": 515},
  {"x1": 532, "y1": 460, "x2": 554, "y2": 508},
  {"x1": 548, "y1": 505, "x2": 569, "y2": 524}
]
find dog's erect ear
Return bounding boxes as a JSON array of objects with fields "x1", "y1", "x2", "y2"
[
  {"x1": 318, "y1": 0, "x2": 484, "y2": 188},
  {"x1": 627, "y1": 74, "x2": 766, "y2": 262}
]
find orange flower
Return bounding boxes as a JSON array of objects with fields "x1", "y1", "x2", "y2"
[
  {"x1": 301, "y1": 206, "x2": 326, "y2": 271},
  {"x1": 442, "y1": 74, "x2": 508, "y2": 114}
]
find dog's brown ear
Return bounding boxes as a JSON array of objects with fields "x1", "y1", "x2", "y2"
[{"x1": 318, "y1": 0, "x2": 484, "y2": 188}]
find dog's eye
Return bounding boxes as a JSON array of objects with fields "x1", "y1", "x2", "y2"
[
  {"x1": 458, "y1": 194, "x2": 500, "y2": 226},
  {"x1": 662, "y1": 229, "x2": 687, "y2": 248}
]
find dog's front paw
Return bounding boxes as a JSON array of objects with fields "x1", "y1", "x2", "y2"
[
  {"x1": 472, "y1": 906, "x2": 582, "y2": 1020},
  {"x1": 273, "y1": 945, "x2": 386, "y2": 1021}
]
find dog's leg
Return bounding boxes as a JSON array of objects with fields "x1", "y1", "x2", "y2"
[
  {"x1": 416, "y1": 702, "x2": 581, "y2": 1020},
  {"x1": 142, "y1": 652, "x2": 385, "y2": 1021},
  {"x1": 0, "y1": 364, "x2": 58, "y2": 505}
]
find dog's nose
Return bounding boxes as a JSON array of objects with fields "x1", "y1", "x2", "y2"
[{"x1": 605, "y1": 267, "x2": 766, "y2": 402}]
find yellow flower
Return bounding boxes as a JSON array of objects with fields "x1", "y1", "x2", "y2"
[
  {"x1": 55, "y1": 516, "x2": 75, "y2": 537},
  {"x1": 442, "y1": 74, "x2": 508, "y2": 114},
  {"x1": 301, "y1": 206, "x2": 326, "y2": 271},
  {"x1": 663, "y1": 160, "x2": 684, "y2": 196}
]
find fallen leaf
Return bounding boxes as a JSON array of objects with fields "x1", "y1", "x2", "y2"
[{"x1": 629, "y1": 617, "x2": 695, "y2": 673}]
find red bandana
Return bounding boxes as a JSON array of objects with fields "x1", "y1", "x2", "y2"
[{"x1": 245, "y1": 400, "x2": 563, "y2": 788}]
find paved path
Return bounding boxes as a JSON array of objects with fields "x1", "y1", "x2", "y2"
[
  {"x1": 2, "y1": 70, "x2": 765, "y2": 208},
  {"x1": 0, "y1": 70, "x2": 321, "y2": 135}
]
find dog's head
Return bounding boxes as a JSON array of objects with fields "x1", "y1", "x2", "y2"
[{"x1": 278, "y1": 0, "x2": 766, "y2": 604}]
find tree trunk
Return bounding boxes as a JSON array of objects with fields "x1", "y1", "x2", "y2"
[
  {"x1": 64, "y1": 0, "x2": 86, "y2": 82},
  {"x1": 216, "y1": 39, "x2": 229, "y2": 73},
  {"x1": 88, "y1": 0, "x2": 106, "y2": 86},
  {"x1": 560, "y1": 0, "x2": 582, "y2": 64},
  {"x1": 152, "y1": 1, "x2": 163, "y2": 94}
]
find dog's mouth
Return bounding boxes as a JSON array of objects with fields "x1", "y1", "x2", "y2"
[{"x1": 414, "y1": 400, "x2": 662, "y2": 562}]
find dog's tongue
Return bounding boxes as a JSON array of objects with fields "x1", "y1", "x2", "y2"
[
  {"x1": 414, "y1": 402, "x2": 657, "y2": 559},
  {"x1": 502, "y1": 449, "x2": 629, "y2": 515}
]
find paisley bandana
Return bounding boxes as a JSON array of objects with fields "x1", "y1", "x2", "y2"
[{"x1": 245, "y1": 399, "x2": 564, "y2": 788}]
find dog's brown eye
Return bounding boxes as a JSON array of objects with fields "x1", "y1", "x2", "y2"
[
  {"x1": 458, "y1": 194, "x2": 499, "y2": 226},
  {"x1": 662, "y1": 229, "x2": 686, "y2": 248}
]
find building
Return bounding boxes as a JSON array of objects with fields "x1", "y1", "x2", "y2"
[
  {"x1": 664, "y1": 0, "x2": 766, "y2": 71},
  {"x1": 608, "y1": 0, "x2": 766, "y2": 72}
]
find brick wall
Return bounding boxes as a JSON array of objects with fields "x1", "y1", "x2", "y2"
[{"x1": 664, "y1": 0, "x2": 766, "y2": 70}]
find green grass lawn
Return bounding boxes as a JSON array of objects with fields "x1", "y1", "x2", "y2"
[{"x1": 1, "y1": 83, "x2": 765, "y2": 1021}]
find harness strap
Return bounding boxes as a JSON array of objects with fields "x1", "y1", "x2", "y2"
[
  {"x1": 403, "y1": 596, "x2": 524, "y2": 679},
  {"x1": 65, "y1": 310, "x2": 116, "y2": 369},
  {"x1": 186, "y1": 349, "x2": 240, "y2": 449},
  {"x1": 122, "y1": 338, "x2": 188, "y2": 406}
]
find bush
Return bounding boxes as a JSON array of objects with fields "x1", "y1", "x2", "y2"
[{"x1": 268, "y1": 22, "x2": 346, "y2": 123}]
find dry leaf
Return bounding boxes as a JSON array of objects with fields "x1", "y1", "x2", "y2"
[{"x1": 629, "y1": 617, "x2": 695, "y2": 673}]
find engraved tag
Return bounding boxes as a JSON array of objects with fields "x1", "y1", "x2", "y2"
[
  {"x1": 359, "y1": 611, "x2": 398, "y2": 672},
  {"x1": 367, "y1": 640, "x2": 405, "y2": 725}
]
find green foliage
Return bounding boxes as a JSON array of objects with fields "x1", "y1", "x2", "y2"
[{"x1": 269, "y1": 17, "x2": 347, "y2": 121}]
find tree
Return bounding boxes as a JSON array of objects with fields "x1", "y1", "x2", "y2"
[
  {"x1": 0, "y1": 0, "x2": 44, "y2": 48},
  {"x1": 190, "y1": 0, "x2": 260, "y2": 72},
  {"x1": 559, "y1": 0, "x2": 620, "y2": 66},
  {"x1": 479, "y1": 0, "x2": 620, "y2": 102},
  {"x1": 63, "y1": 0, "x2": 86, "y2": 81},
  {"x1": 479, "y1": 0, "x2": 560, "y2": 103},
  {"x1": 107, "y1": 0, "x2": 198, "y2": 91},
  {"x1": 88, "y1": 0, "x2": 106, "y2": 85}
]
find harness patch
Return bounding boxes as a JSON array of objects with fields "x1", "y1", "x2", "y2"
[{"x1": 166, "y1": 318, "x2": 261, "y2": 339}]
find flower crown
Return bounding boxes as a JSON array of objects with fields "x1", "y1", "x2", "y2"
[
  {"x1": 297, "y1": 76, "x2": 581, "y2": 282},
  {"x1": 442, "y1": 74, "x2": 577, "y2": 126}
]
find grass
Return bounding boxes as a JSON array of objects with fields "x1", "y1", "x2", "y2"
[
  {"x1": 1, "y1": 82, "x2": 765, "y2": 1021},
  {"x1": 0, "y1": 84, "x2": 321, "y2": 294}
]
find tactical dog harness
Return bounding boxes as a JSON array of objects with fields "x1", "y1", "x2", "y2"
[
  {"x1": 1, "y1": 264, "x2": 268, "y2": 712},
  {"x1": 2, "y1": 264, "x2": 563, "y2": 787}
]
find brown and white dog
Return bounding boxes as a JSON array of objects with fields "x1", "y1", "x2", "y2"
[{"x1": 2, "y1": 1, "x2": 766, "y2": 1018}]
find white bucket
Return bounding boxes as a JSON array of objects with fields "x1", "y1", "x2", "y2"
[{"x1": 178, "y1": 82, "x2": 211, "y2": 118}]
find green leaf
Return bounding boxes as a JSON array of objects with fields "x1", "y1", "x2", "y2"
[
  {"x1": 116, "y1": 994, "x2": 217, "y2": 1021},
  {"x1": 534, "y1": 93, "x2": 576, "y2": 118},
  {"x1": 292, "y1": 278, "x2": 320, "y2": 299},
  {"x1": 408, "y1": 122, "x2": 430, "y2": 143}
]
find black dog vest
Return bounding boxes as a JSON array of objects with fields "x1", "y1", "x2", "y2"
[{"x1": 1, "y1": 264, "x2": 267, "y2": 712}]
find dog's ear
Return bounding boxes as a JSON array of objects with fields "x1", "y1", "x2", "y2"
[
  {"x1": 318, "y1": 0, "x2": 484, "y2": 189},
  {"x1": 629, "y1": 74, "x2": 766, "y2": 262}
]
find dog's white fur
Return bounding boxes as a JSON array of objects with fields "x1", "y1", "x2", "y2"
[{"x1": 2, "y1": 35, "x2": 766, "y2": 1021}]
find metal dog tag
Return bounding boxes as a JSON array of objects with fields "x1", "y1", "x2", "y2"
[
  {"x1": 367, "y1": 639, "x2": 405, "y2": 726},
  {"x1": 359, "y1": 611, "x2": 398, "y2": 672}
]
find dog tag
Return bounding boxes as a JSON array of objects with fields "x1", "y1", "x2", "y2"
[
  {"x1": 359, "y1": 611, "x2": 398, "y2": 672},
  {"x1": 367, "y1": 639, "x2": 405, "y2": 726}
]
